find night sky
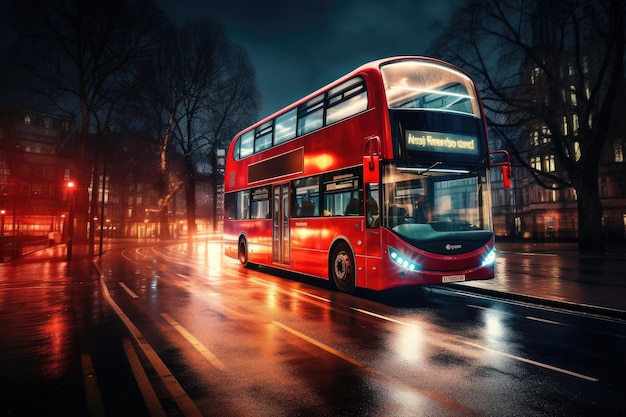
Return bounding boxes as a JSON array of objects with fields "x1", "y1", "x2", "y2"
[
  {"x1": 158, "y1": 0, "x2": 464, "y2": 118},
  {"x1": 0, "y1": 0, "x2": 465, "y2": 119}
]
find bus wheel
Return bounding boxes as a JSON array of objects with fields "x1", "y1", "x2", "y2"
[
  {"x1": 330, "y1": 242, "x2": 356, "y2": 294},
  {"x1": 238, "y1": 237, "x2": 249, "y2": 267}
]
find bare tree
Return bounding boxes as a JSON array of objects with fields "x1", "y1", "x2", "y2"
[
  {"x1": 429, "y1": 0, "x2": 625, "y2": 250},
  {"x1": 3, "y1": 0, "x2": 168, "y2": 251},
  {"x1": 203, "y1": 45, "x2": 261, "y2": 232},
  {"x1": 134, "y1": 19, "x2": 260, "y2": 241}
]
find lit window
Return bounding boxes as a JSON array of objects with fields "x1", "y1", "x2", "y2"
[
  {"x1": 615, "y1": 142, "x2": 624, "y2": 163},
  {"x1": 544, "y1": 155, "x2": 555, "y2": 172},
  {"x1": 274, "y1": 108, "x2": 297, "y2": 145}
]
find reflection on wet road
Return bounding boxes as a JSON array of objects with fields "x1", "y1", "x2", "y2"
[
  {"x1": 95, "y1": 240, "x2": 625, "y2": 416},
  {"x1": 1, "y1": 240, "x2": 624, "y2": 416}
]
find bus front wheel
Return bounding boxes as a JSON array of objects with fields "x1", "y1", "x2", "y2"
[{"x1": 330, "y1": 242, "x2": 356, "y2": 294}]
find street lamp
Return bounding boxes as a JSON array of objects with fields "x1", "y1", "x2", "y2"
[
  {"x1": 0, "y1": 209, "x2": 5, "y2": 237},
  {"x1": 67, "y1": 181, "x2": 75, "y2": 261}
]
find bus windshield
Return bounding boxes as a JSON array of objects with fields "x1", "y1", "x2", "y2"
[
  {"x1": 381, "y1": 162, "x2": 493, "y2": 247},
  {"x1": 381, "y1": 60, "x2": 480, "y2": 118}
]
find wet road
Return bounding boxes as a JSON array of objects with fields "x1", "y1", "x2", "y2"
[{"x1": 1, "y1": 240, "x2": 625, "y2": 416}]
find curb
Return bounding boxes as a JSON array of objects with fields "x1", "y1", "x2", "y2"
[{"x1": 442, "y1": 283, "x2": 626, "y2": 321}]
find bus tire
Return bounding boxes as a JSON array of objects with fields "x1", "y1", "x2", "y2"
[
  {"x1": 330, "y1": 242, "x2": 356, "y2": 294},
  {"x1": 238, "y1": 237, "x2": 249, "y2": 267}
]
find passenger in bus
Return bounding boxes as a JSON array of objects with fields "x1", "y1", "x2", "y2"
[
  {"x1": 345, "y1": 198, "x2": 361, "y2": 216},
  {"x1": 413, "y1": 195, "x2": 428, "y2": 223},
  {"x1": 366, "y1": 198, "x2": 379, "y2": 227},
  {"x1": 302, "y1": 200, "x2": 315, "y2": 216}
]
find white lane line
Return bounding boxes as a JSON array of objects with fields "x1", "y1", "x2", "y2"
[
  {"x1": 351, "y1": 306, "x2": 598, "y2": 382},
  {"x1": 100, "y1": 276, "x2": 203, "y2": 417},
  {"x1": 122, "y1": 338, "x2": 167, "y2": 417},
  {"x1": 350, "y1": 307, "x2": 413, "y2": 326},
  {"x1": 273, "y1": 320, "x2": 365, "y2": 368},
  {"x1": 273, "y1": 320, "x2": 479, "y2": 415},
  {"x1": 462, "y1": 340, "x2": 599, "y2": 382},
  {"x1": 161, "y1": 313, "x2": 227, "y2": 372},
  {"x1": 294, "y1": 289, "x2": 331, "y2": 303},
  {"x1": 119, "y1": 282, "x2": 139, "y2": 299},
  {"x1": 526, "y1": 316, "x2": 564, "y2": 326},
  {"x1": 468, "y1": 304, "x2": 489, "y2": 310},
  {"x1": 176, "y1": 273, "x2": 189, "y2": 279}
]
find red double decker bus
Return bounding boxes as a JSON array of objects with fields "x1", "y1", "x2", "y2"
[{"x1": 224, "y1": 56, "x2": 509, "y2": 293}]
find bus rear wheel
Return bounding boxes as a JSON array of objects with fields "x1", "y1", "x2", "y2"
[
  {"x1": 238, "y1": 237, "x2": 249, "y2": 267},
  {"x1": 330, "y1": 242, "x2": 356, "y2": 294}
]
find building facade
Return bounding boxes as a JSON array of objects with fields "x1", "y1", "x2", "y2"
[{"x1": 0, "y1": 107, "x2": 203, "y2": 258}]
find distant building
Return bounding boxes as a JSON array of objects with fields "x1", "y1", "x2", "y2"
[
  {"x1": 0, "y1": 106, "x2": 210, "y2": 249},
  {"x1": 490, "y1": 4, "x2": 626, "y2": 242},
  {"x1": 0, "y1": 107, "x2": 77, "y2": 240}
]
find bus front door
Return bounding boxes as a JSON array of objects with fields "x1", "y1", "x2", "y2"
[{"x1": 273, "y1": 184, "x2": 290, "y2": 265}]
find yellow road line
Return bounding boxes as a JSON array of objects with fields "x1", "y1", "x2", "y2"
[
  {"x1": 100, "y1": 276, "x2": 203, "y2": 417},
  {"x1": 272, "y1": 320, "x2": 365, "y2": 368},
  {"x1": 161, "y1": 313, "x2": 227, "y2": 372},
  {"x1": 81, "y1": 353, "x2": 105, "y2": 417},
  {"x1": 122, "y1": 338, "x2": 167, "y2": 417}
]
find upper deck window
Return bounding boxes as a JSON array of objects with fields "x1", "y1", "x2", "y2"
[
  {"x1": 274, "y1": 108, "x2": 297, "y2": 145},
  {"x1": 381, "y1": 61, "x2": 480, "y2": 117},
  {"x1": 326, "y1": 78, "x2": 367, "y2": 125},
  {"x1": 232, "y1": 77, "x2": 367, "y2": 161}
]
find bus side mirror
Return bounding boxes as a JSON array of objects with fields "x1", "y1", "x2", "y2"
[
  {"x1": 364, "y1": 155, "x2": 379, "y2": 183},
  {"x1": 490, "y1": 149, "x2": 512, "y2": 189},
  {"x1": 502, "y1": 165, "x2": 511, "y2": 188}
]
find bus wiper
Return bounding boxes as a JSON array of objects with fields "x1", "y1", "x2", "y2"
[{"x1": 417, "y1": 161, "x2": 442, "y2": 175}]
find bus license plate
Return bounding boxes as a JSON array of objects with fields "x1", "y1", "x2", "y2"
[{"x1": 442, "y1": 274, "x2": 465, "y2": 283}]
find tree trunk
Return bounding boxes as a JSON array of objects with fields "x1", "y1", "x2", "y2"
[
  {"x1": 185, "y1": 177, "x2": 197, "y2": 243},
  {"x1": 574, "y1": 172, "x2": 605, "y2": 252},
  {"x1": 159, "y1": 204, "x2": 170, "y2": 240}
]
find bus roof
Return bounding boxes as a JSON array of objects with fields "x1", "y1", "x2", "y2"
[{"x1": 233, "y1": 56, "x2": 467, "y2": 140}]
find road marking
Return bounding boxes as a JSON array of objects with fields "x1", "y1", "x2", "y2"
[
  {"x1": 467, "y1": 304, "x2": 489, "y2": 310},
  {"x1": 119, "y1": 282, "x2": 139, "y2": 299},
  {"x1": 294, "y1": 289, "x2": 331, "y2": 302},
  {"x1": 81, "y1": 353, "x2": 106, "y2": 417},
  {"x1": 161, "y1": 313, "x2": 227, "y2": 372},
  {"x1": 462, "y1": 340, "x2": 599, "y2": 382},
  {"x1": 99, "y1": 276, "x2": 204, "y2": 417},
  {"x1": 273, "y1": 320, "x2": 479, "y2": 415},
  {"x1": 122, "y1": 338, "x2": 167, "y2": 417},
  {"x1": 350, "y1": 307, "x2": 413, "y2": 326},
  {"x1": 176, "y1": 273, "x2": 189, "y2": 279},
  {"x1": 273, "y1": 320, "x2": 365, "y2": 368},
  {"x1": 526, "y1": 316, "x2": 564, "y2": 325},
  {"x1": 352, "y1": 304, "x2": 599, "y2": 382}
]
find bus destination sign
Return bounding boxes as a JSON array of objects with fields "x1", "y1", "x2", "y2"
[{"x1": 406, "y1": 130, "x2": 478, "y2": 155}]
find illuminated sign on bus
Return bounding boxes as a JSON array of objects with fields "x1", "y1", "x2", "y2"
[{"x1": 406, "y1": 130, "x2": 478, "y2": 155}]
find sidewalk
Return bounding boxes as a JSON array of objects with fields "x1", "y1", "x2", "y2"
[{"x1": 450, "y1": 241, "x2": 626, "y2": 319}]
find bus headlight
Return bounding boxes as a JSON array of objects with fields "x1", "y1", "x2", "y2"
[
  {"x1": 389, "y1": 247, "x2": 419, "y2": 271},
  {"x1": 481, "y1": 248, "x2": 496, "y2": 267}
]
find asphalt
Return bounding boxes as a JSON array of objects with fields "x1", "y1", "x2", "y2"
[{"x1": 2, "y1": 239, "x2": 625, "y2": 320}]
